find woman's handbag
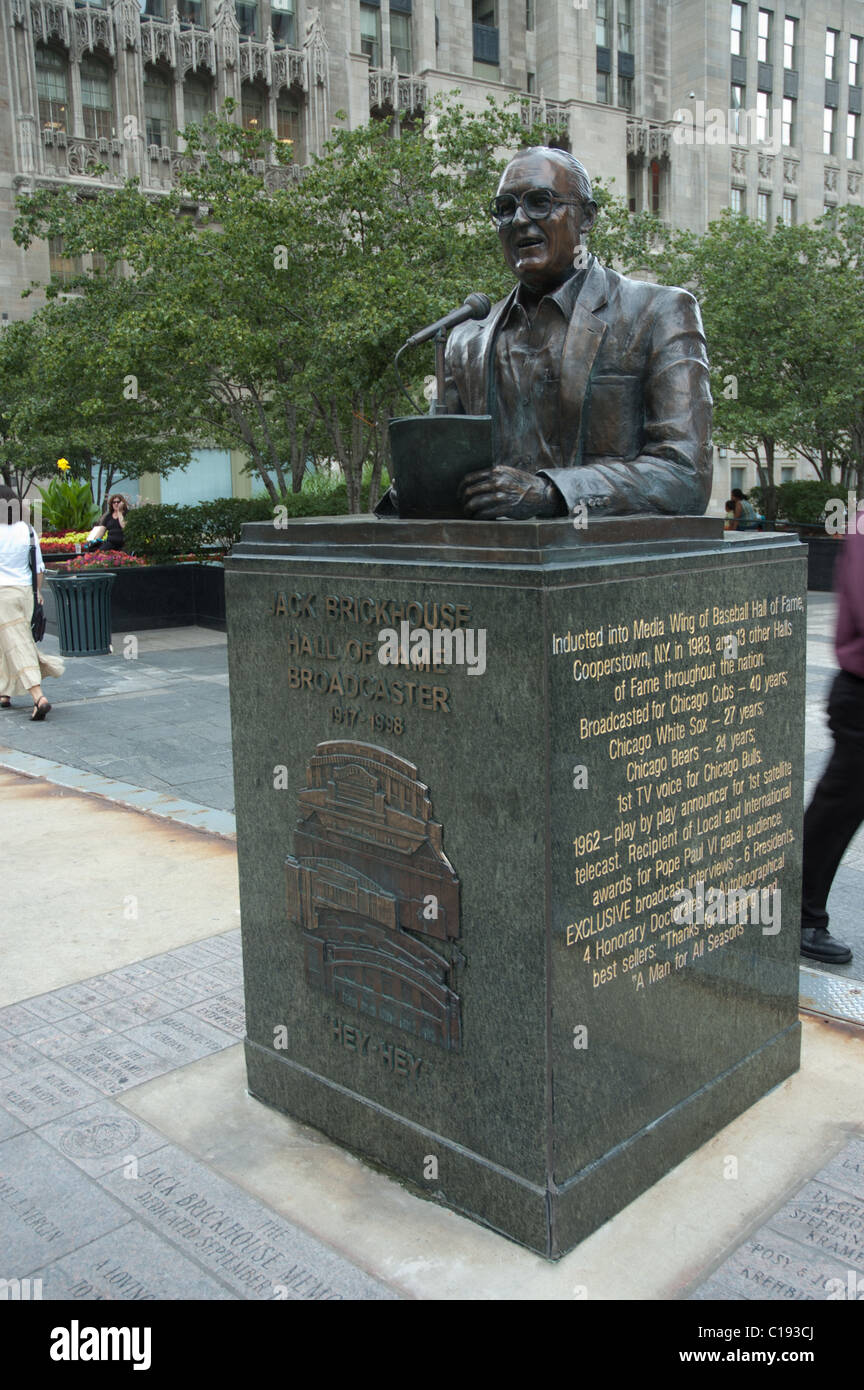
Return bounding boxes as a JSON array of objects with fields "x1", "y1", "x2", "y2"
[{"x1": 28, "y1": 527, "x2": 46, "y2": 643}]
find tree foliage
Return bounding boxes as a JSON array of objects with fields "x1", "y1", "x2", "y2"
[
  {"x1": 12, "y1": 97, "x2": 654, "y2": 513},
  {"x1": 652, "y1": 207, "x2": 864, "y2": 519}
]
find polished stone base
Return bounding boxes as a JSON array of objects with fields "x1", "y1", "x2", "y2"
[
  {"x1": 247, "y1": 1022, "x2": 800, "y2": 1257},
  {"x1": 226, "y1": 517, "x2": 806, "y2": 1258}
]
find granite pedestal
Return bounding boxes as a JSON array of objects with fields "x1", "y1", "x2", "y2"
[{"x1": 225, "y1": 517, "x2": 805, "y2": 1258}]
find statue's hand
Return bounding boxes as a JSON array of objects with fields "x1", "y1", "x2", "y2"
[{"x1": 460, "y1": 465, "x2": 561, "y2": 519}]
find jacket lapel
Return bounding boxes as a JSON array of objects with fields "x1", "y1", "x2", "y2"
[{"x1": 559, "y1": 258, "x2": 609, "y2": 466}]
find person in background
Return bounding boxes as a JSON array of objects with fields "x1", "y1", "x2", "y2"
[
  {"x1": 86, "y1": 493, "x2": 128, "y2": 551},
  {"x1": 723, "y1": 498, "x2": 736, "y2": 530},
  {"x1": 0, "y1": 488, "x2": 64, "y2": 719},
  {"x1": 799, "y1": 528, "x2": 864, "y2": 964},
  {"x1": 728, "y1": 487, "x2": 759, "y2": 530}
]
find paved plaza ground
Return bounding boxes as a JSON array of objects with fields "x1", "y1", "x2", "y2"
[{"x1": 0, "y1": 594, "x2": 862, "y2": 1302}]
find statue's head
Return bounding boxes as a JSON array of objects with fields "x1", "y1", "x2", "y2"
[{"x1": 492, "y1": 147, "x2": 598, "y2": 294}]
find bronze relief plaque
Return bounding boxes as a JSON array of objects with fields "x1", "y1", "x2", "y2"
[{"x1": 286, "y1": 740, "x2": 462, "y2": 1051}]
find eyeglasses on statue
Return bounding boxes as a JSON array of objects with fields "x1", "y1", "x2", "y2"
[{"x1": 489, "y1": 187, "x2": 583, "y2": 226}]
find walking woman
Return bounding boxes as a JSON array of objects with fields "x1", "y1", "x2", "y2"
[{"x1": 0, "y1": 501, "x2": 64, "y2": 719}]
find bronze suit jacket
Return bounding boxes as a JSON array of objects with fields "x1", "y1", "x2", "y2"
[{"x1": 443, "y1": 256, "x2": 713, "y2": 516}]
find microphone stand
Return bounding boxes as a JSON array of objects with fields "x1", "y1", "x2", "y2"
[{"x1": 431, "y1": 328, "x2": 448, "y2": 417}]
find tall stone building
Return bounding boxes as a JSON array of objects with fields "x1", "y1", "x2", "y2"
[{"x1": 1, "y1": 0, "x2": 862, "y2": 505}]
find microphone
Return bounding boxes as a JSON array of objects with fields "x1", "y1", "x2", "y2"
[{"x1": 403, "y1": 293, "x2": 491, "y2": 350}]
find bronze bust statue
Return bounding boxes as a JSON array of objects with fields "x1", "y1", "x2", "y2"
[{"x1": 386, "y1": 146, "x2": 712, "y2": 522}]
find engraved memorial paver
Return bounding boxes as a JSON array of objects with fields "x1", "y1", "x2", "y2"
[
  {"x1": 58, "y1": 1039, "x2": 169, "y2": 1096},
  {"x1": 0, "y1": 1062, "x2": 104, "y2": 1127},
  {"x1": 12, "y1": 992, "x2": 79, "y2": 1024},
  {"x1": 100, "y1": 1145, "x2": 399, "y2": 1300},
  {"x1": 189, "y1": 993, "x2": 246, "y2": 1038},
  {"x1": 125, "y1": 1012, "x2": 235, "y2": 1065},
  {"x1": 142, "y1": 952, "x2": 199, "y2": 980},
  {"x1": 51, "y1": 982, "x2": 121, "y2": 1013},
  {"x1": 148, "y1": 978, "x2": 210, "y2": 1010},
  {"x1": 692, "y1": 1141, "x2": 864, "y2": 1299},
  {"x1": 34, "y1": 1221, "x2": 237, "y2": 1301},
  {"x1": 0, "y1": 1003, "x2": 44, "y2": 1035},
  {"x1": 37, "y1": 1102, "x2": 168, "y2": 1178},
  {"x1": 0, "y1": 1131, "x2": 130, "y2": 1272},
  {"x1": 0, "y1": 1036, "x2": 49, "y2": 1072}
]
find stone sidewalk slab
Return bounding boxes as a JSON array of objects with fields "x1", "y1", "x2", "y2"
[{"x1": 691, "y1": 1137, "x2": 864, "y2": 1300}]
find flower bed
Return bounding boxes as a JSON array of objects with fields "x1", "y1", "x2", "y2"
[{"x1": 51, "y1": 550, "x2": 146, "y2": 571}]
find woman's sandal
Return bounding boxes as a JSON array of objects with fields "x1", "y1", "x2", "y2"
[
  {"x1": 0, "y1": 696, "x2": 11, "y2": 709},
  {"x1": 31, "y1": 697, "x2": 51, "y2": 721}
]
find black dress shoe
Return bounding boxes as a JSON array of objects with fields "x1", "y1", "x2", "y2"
[{"x1": 800, "y1": 927, "x2": 853, "y2": 964}]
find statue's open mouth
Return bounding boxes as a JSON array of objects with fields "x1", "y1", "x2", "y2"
[{"x1": 515, "y1": 234, "x2": 544, "y2": 251}]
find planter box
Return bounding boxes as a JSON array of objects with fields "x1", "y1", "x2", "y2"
[
  {"x1": 43, "y1": 562, "x2": 226, "y2": 635},
  {"x1": 803, "y1": 535, "x2": 842, "y2": 592},
  {"x1": 773, "y1": 526, "x2": 842, "y2": 592}
]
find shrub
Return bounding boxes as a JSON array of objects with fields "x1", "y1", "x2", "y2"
[
  {"x1": 763, "y1": 480, "x2": 843, "y2": 526},
  {"x1": 125, "y1": 477, "x2": 389, "y2": 564}
]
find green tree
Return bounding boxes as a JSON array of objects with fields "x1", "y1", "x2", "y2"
[
  {"x1": 0, "y1": 275, "x2": 192, "y2": 510},
  {"x1": 13, "y1": 97, "x2": 656, "y2": 513}
]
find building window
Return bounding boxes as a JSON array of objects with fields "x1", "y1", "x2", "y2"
[
  {"x1": 48, "y1": 236, "x2": 81, "y2": 287},
  {"x1": 276, "y1": 98, "x2": 302, "y2": 161},
  {"x1": 731, "y1": 466, "x2": 746, "y2": 491},
  {"x1": 851, "y1": 36, "x2": 862, "y2": 87},
  {"x1": 627, "y1": 162, "x2": 640, "y2": 213},
  {"x1": 781, "y1": 466, "x2": 795, "y2": 483},
  {"x1": 781, "y1": 95, "x2": 794, "y2": 145},
  {"x1": 731, "y1": 2, "x2": 745, "y2": 57},
  {"x1": 757, "y1": 8, "x2": 771, "y2": 64},
  {"x1": 241, "y1": 85, "x2": 264, "y2": 131},
  {"x1": 731, "y1": 83, "x2": 745, "y2": 139},
  {"x1": 650, "y1": 159, "x2": 662, "y2": 216},
  {"x1": 757, "y1": 191, "x2": 770, "y2": 222},
  {"x1": 596, "y1": 0, "x2": 609, "y2": 49},
  {"x1": 781, "y1": 195, "x2": 795, "y2": 225},
  {"x1": 783, "y1": 15, "x2": 795, "y2": 68},
  {"x1": 390, "y1": 11, "x2": 412, "y2": 73},
  {"x1": 848, "y1": 112, "x2": 860, "y2": 161},
  {"x1": 183, "y1": 76, "x2": 212, "y2": 130},
  {"x1": 596, "y1": 70, "x2": 610, "y2": 103},
  {"x1": 35, "y1": 46, "x2": 69, "y2": 133},
  {"x1": 825, "y1": 28, "x2": 838, "y2": 82},
  {"x1": 143, "y1": 68, "x2": 172, "y2": 146},
  {"x1": 177, "y1": 0, "x2": 203, "y2": 21},
  {"x1": 526, "y1": 70, "x2": 536, "y2": 94},
  {"x1": 235, "y1": 1, "x2": 257, "y2": 37},
  {"x1": 80, "y1": 56, "x2": 113, "y2": 140},
  {"x1": 142, "y1": 0, "x2": 166, "y2": 16},
  {"x1": 360, "y1": 3, "x2": 381, "y2": 67},
  {"x1": 756, "y1": 89, "x2": 770, "y2": 142},
  {"x1": 730, "y1": 186, "x2": 744, "y2": 213},
  {"x1": 824, "y1": 106, "x2": 836, "y2": 155},
  {"x1": 525, "y1": 0, "x2": 534, "y2": 30},
  {"x1": 271, "y1": 0, "x2": 295, "y2": 45},
  {"x1": 618, "y1": 0, "x2": 633, "y2": 54},
  {"x1": 618, "y1": 75, "x2": 634, "y2": 112}
]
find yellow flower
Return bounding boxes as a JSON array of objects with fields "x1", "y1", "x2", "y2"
[{"x1": 57, "y1": 457, "x2": 70, "y2": 471}]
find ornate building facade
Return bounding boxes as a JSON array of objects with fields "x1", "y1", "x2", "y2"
[{"x1": 1, "y1": 1, "x2": 862, "y2": 504}]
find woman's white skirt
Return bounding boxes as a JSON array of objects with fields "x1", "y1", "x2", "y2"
[{"x1": 0, "y1": 585, "x2": 65, "y2": 694}]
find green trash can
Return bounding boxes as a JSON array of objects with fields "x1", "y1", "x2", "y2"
[{"x1": 46, "y1": 572, "x2": 115, "y2": 656}]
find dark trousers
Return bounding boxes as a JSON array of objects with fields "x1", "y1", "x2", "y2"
[{"x1": 801, "y1": 669, "x2": 864, "y2": 931}]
